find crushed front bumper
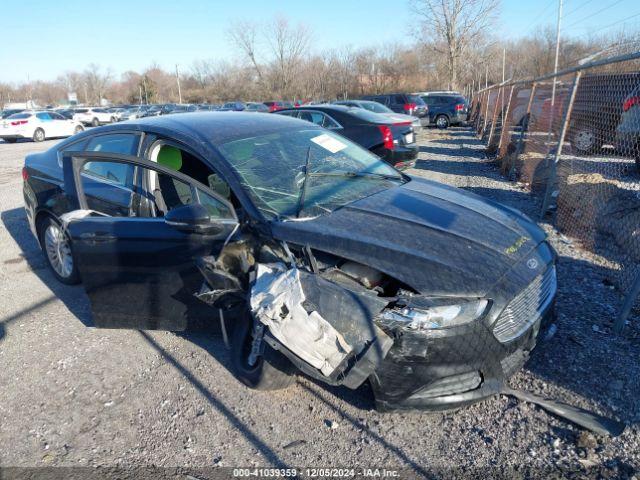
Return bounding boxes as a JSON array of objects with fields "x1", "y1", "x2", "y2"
[{"x1": 370, "y1": 299, "x2": 555, "y2": 412}]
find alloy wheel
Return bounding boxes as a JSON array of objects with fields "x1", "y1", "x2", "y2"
[
  {"x1": 44, "y1": 223, "x2": 73, "y2": 279},
  {"x1": 574, "y1": 129, "x2": 595, "y2": 151}
]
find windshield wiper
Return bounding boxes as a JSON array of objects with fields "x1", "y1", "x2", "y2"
[{"x1": 295, "y1": 146, "x2": 312, "y2": 218}]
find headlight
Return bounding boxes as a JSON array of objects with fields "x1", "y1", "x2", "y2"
[{"x1": 379, "y1": 299, "x2": 489, "y2": 331}]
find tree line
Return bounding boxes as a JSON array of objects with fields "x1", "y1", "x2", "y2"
[{"x1": 0, "y1": 1, "x2": 634, "y2": 107}]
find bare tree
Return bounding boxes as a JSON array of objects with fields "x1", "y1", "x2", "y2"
[
  {"x1": 83, "y1": 64, "x2": 112, "y2": 104},
  {"x1": 264, "y1": 16, "x2": 311, "y2": 98},
  {"x1": 228, "y1": 21, "x2": 264, "y2": 81},
  {"x1": 412, "y1": 0, "x2": 500, "y2": 90}
]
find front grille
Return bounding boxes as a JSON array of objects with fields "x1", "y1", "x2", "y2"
[{"x1": 493, "y1": 265, "x2": 557, "y2": 343}]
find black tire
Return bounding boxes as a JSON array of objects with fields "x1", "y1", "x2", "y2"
[
  {"x1": 74, "y1": 125, "x2": 84, "y2": 135},
  {"x1": 110, "y1": 116, "x2": 116, "y2": 123},
  {"x1": 33, "y1": 128, "x2": 45, "y2": 142},
  {"x1": 435, "y1": 114, "x2": 450, "y2": 129},
  {"x1": 3, "y1": 138, "x2": 17, "y2": 143},
  {"x1": 38, "y1": 215, "x2": 81, "y2": 285},
  {"x1": 91, "y1": 118, "x2": 99, "y2": 127},
  {"x1": 571, "y1": 124, "x2": 601, "y2": 154},
  {"x1": 230, "y1": 310, "x2": 296, "y2": 390}
]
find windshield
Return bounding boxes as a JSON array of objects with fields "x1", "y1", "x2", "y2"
[
  {"x1": 219, "y1": 128, "x2": 405, "y2": 220},
  {"x1": 408, "y1": 95, "x2": 427, "y2": 105},
  {"x1": 360, "y1": 101, "x2": 393, "y2": 114}
]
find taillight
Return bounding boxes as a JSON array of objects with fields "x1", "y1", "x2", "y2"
[
  {"x1": 10, "y1": 120, "x2": 28, "y2": 126},
  {"x1": 22, "y1": 167, "x2": 29, "y2": 181},
  {"x1": 623, "y1": 96, "x2": 640, "y2": 112},
  {"x1": 393, "y1": 121, "x2": 412, "y2": 126},
  {"x1": 403, "y1": 103, "x2": 416, "y2": 113},
  {"x1": 455, "y1": 104, "x2": 465, "y2": 111},
  {"x1": 378, "y1": 125, "x2": 394, "y2": 150}
]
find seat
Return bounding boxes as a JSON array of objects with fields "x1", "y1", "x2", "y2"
[{"x1": 153, "y1": 146, "x2": 192, "y2": 215}]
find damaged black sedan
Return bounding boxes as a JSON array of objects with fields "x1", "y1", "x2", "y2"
[{"x1": 22, "y1": 112, "x2": 557, "y2": 411}]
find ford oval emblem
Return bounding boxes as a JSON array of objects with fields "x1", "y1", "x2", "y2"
[{"x1": 527, "y1": 258, "x2": 539, "y2": 270}]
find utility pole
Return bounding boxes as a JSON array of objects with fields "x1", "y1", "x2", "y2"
[
  {"x1": 175, "y1": 64, "x2": 182, "y2": 104},
  {"x1": 139, "y1": 85, "x2": 143, "y2": 105},
  {"x1": 501, "y1": 47, "x2": 506, "y2": 117},
  {"x1": 550, "y1": 0, "x2": 563, "y2": 111},
  {"x1": 143, "y1": 76, "x2": 149, "y2": 104}
]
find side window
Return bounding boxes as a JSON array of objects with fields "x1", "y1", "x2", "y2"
[
  {"x1": 82, "y1": 161, "x2": 133, "y2": 187},
  {"x1": 277, "y1": 110, "x2": 299, "y2": 118},
  {"x1": 298, "y1": 111, "x2": 325, "y2": 126},
  {"x1": 50, "y1": 112, "x2": 66, "y2": 120},
  {"x1": 393, "y1": 95, "x2": 405, "y2": 104},
  {"x1": 322, "y1": 115, "x2": 340, "y2": 129},
  {"x1": 36, "y1": 112, "x2": 52, "y2": 121},
  {"x1": 78, "y1": 161, "x2": 135, "y2": 217},
  {"x1": 85, "y1": 134, "x2": 140, "y2": 155}
]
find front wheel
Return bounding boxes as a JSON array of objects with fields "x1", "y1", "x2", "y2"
[
  {"x1": 33, "y1": 128, "x2": 45, "y2": 142},
  {"x1": 74, "y1": 125, "x2": 84, "y2": 134},
  {"x1": 91, "y1": 118, "x2": 99, "y2": 127},
  {"x1": 230, "y1": 310, "x2": 296, "y2": 390},
  {"x1": 39, "y1": 216, "x2": 80, "y2": 285},
  {"x1": 571, "y1": 124, "x2": 600, "y2": 154},
  {"x1": 436, "y1": 115, "x2": 450, "y2": 129}
]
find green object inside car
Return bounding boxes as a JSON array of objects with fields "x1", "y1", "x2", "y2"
[{"x1": 157, "y1": 145, "x2": 183, "y2": 171}]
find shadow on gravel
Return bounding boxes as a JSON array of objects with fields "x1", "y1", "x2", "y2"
[
  {"x1": 299, "y1": 383, "x2": 432, "y2": 477},
  {"x1": 1, "y1": 207, "x2": 92, "y2": 327},
  {"x1": 139, "y1": 330, "x2": 291, "y2": 468}
]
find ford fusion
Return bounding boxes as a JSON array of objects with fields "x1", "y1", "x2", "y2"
[{"x1": 22, "y1": 112, "x2": 556, "y2": 411}]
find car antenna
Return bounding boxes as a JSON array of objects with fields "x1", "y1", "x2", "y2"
[{"x1": 296, "y1": 146, "x2": 312, "y2": 218}]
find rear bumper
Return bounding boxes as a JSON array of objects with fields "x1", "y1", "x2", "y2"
[
  {"x1": 375, "y1": 145, "x2": 419, "y2": 170},
  {"x1": 370, "y1": 301, "x2": 555, "y2": 412}
]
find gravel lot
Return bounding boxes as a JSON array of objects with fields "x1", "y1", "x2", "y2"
[{"x1": 0, "y1": 130, "x2": 638, "y2": 479}]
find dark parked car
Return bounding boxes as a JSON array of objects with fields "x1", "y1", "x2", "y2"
[
  {"x1": 359, "y1": 93, "x2": 429, "y2": 126},
  {"x1": 276, "y1": 105, "x2": 418, "y2": 169},
  {"x1": 333, "y1": 99, "x2": 422, "y2": 129},
  {"x1": 416, "y1": 92, "x2": 468, "y2": 129},
  {"x1": 245, "y1": 102, "x2": 270, "y2": 113},
  {"x1": 22, "y1": 112, "x2": 556, "y2": 412},
  {"x1": 615, "y1": 83, "x2": 640, "y2": 169},
  {"x1": 568, "y1": 73, "x2": 640, "y2": 154},
  {"x1": 1, "y1": 108, "x2": 25, "y2": 119},
  {"x1": 221, "y1": 101, "x2": 246, "y2": 111}
]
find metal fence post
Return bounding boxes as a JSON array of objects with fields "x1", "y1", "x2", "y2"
[
  {"x1": 487, "y1": 86, "x2": 503, "y2": 146},
  {"x1": 482, "y1": 89, "x2": 492, "y2": 135},
  {"x1": 540, "y1": 71, "x2": 582, "y2": 217},
  {"x1": 509, "y1": 82, "x2": 537, "y2": 178},
  {"x1": 497, "y1": 85, "x2": 515, "y2": 160}
]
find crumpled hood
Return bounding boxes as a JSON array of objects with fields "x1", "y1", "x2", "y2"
[{"x1": 272, "y1": 177, "x2": 547, "y2": 297}]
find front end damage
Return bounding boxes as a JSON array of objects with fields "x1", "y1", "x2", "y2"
[{"x1": 195, "y1": 235, "x2": 557, "y2": 412}]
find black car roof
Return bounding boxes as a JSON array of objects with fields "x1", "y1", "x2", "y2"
[{"x1": 104, "y1": 111, "x2": 315, "y2": 145}]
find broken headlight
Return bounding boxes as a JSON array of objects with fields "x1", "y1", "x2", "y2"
[{"x1": 379, "y1": 299, "x2": 489, "y2": 331}]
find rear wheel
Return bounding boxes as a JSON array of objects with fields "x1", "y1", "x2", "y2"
[
  {"x1": 38, "y1": 216, "x2": 80, "y2": 285},
  {"x1": 33, "y1": 128, "x2": 45, "y2": 142},
  {"x1": 571, "y1": 124, "x2": 600, "y2": 154},
  {"x1": 435, "y1": 115, "x2": 450, "y2": 129},
  {"x1": 230, "y1": 310, "x2": 296, "y2": 390},
  {"x1": 91, "y1": 118, "x2": 99, "y2": 127},
  {"x1": 74, "y1": 125, "x2": 84, "y2": 134}
]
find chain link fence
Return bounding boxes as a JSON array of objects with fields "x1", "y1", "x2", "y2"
[{"x1": 472, "y1": 47, "x2": 640, "y2": 332}]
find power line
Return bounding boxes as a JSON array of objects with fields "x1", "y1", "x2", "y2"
[
  {"x1": 575, "y1": 11, "x2": 640, "y2": 37},
  {"x1": 564, "y1": 0, "x2": 626, "y2": 29},
  {"x1": 561, "y1": 0, "x2": 598, "y2": 20},
  {"x1": 526, "y1": 0, "x2": 557, "y2": 33}
]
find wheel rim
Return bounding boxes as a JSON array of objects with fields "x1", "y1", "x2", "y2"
[
  {"x1": 575, "y1": 130, "x2": 594, "y2": 150},
  {"x1": 35, "y1": 130, "x2": 44, "y2": 141},
  {"x1": 437, "y1": 116, "x2": 448, "y2": 128},
  {"x1": 44, "y1": 223, "x2": 73, "y2": 278}
]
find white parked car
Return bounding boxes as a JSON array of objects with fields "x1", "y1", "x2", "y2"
[
  {"x1": 72, "y1": 107, "x2": 115, "y2": 127},
  {"x1": 0, "y1": 111, "x2": 84, "y2": 143}
]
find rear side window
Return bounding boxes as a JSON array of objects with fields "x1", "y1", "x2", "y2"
[
  {"x1": 82, "y1": 161, "x2": 133, "y2": 187},
  {"x1": 85, "y1": 134, "x2": 140, "y2": 155},
  {"x1": 36, "y1": 112, "x2": 52, "y2": 121},
  {"x1": 8, "y1": 113, "x2": 31, "y2": 119},
  {"x1": 393, "y1": 95, "x2": 405, "y2": 104}
]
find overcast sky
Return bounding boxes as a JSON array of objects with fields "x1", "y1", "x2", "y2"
[{"x1": 2, "y1": 0, "x2": 638, "y2": 83}]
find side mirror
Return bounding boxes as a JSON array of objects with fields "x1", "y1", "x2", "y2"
[{"x1": 164, "y1": 203, "x2": 223, "y2": 235}]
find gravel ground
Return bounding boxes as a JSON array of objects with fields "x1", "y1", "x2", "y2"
[{"x1": 0, "y1": 130, "x2": 638, "y2": 479}]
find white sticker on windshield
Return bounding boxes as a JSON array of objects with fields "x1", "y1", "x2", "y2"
[{"x1": 310, "y1": 133, "x2": 347, "y2": 153}]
